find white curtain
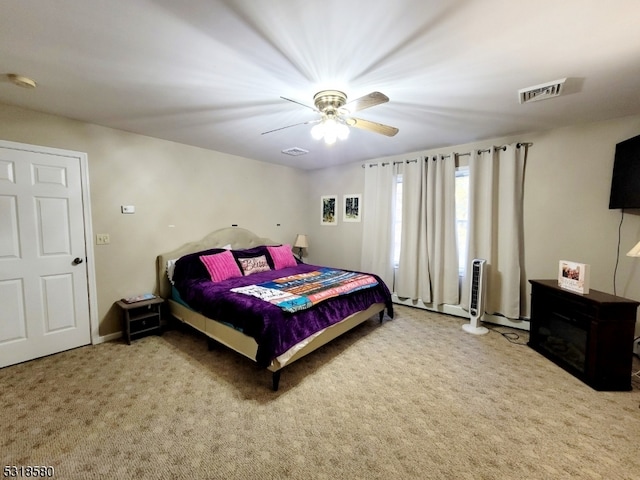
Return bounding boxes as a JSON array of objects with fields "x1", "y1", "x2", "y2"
[
  {"x1": 460, "y1": 143, "x2": 526, "y2": 319},
  {"x1": 395, "y1": 159, "x2": 429, "y2": 300},
  {"x1": 425, "y1": 154, "x2": 459, "y2": 306},
  {"x1": 361, "y1": 163, "x2": 395, "y2": 288},
  {"x1": 395, "y1": 154, "x2": 459, "y2": 306}
]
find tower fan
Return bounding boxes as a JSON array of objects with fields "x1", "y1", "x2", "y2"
[{"x1": 462, "y1": 259, "x2": 489, "y2": 335}]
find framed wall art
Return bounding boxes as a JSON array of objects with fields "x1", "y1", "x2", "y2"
[
  {"x1": 321, "y1": 195, "x2": 338, "y2": 226},
  {"x1": 343, "y1": 194, "x2": 361, "y2": 222}
]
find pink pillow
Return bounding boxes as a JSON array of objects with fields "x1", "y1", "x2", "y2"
[
  {"x1": 267, "y1": 244, "x2": 297, "y2": 270},
  {"x1": 200, "y1": 250, "x2": 242, "y2": 282}
]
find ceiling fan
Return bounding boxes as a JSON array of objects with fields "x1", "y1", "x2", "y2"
[{"x1": 262, "y1": 90, "x2": 399, "y2": 145}]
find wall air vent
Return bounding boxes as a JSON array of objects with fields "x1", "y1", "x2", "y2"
[
  {"x1": 281, "y1": 147, "x2": 309, "y2": 156},
  {"x1": 518, "y1": 78, "x2": 567, "y2": 104}
]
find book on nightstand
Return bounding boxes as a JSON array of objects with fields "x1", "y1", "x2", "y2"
[{"x1": 121, "y1": 293, "x2": 156, "y2": 304}]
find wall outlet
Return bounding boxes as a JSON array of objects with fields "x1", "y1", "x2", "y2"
[{"x1": 96, "y1": 233, "x2": 110, "y2": 245}]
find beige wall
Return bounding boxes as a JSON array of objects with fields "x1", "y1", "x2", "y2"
[
  {"x1": 3, "y1": 101, "x2": 640, "y2": 337},
  {"x1": 303, "y1": 161, "x2": 365, "y2": 271},
  {"x1": 307, "y1": 114, "x2": 640, "y2": 329},
  {"x1": 0, "y1": 103, "x2": 309, "y2": 336}
]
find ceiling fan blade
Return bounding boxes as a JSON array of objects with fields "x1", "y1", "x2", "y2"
[
  {"x1": 280, "y1": 96, "x2": 319, "y2": 113},
  {"x1": 341, "y1": 91, "x2": 389, "y2": 114},
  {"x1": 346, "y1": 117, "x2": 399, "y2": 137},
  {"x1": 261, "y1": 119, "x2": 320, "y2": 135}
]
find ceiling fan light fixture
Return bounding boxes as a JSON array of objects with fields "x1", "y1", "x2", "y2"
[
  {"x1": 268, "y1": 89, "x2": 397, "y2": 142},
  {"x1": 311, "y1": 116, "x2": 350, "y2": 145},
  {"x1": 324, "y1": 118, "x2": 338, "y2": 136},
  {"x1": 324, "y1": 132, "x2": 337, "y2": 145},
  {"x1": 311, "y1": 122, "x2": 325, "y2": 140},
  {"x1": 337, "y1": 123, "x2": 349, "y2": 141}
]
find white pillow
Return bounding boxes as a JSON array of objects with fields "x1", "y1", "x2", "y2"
[{"x1": 166, "y1": 258, "x2": 178, "y2": 285}]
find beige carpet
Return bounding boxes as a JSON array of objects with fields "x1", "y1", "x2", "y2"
[{"x1": 2, "y1": 305, "x2": 640, "y2": 479}]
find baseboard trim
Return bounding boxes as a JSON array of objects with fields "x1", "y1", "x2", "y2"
[
  {"x1": 392, "y1": 295, "x2": 530, "y2": 331},
  {"x1": 93, "y1": 331, "x2": 123, "y2": 344}
]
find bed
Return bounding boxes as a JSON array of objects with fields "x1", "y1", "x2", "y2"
[{"x1": 156, "y1": 227, "x2": 393, "y2": 390}]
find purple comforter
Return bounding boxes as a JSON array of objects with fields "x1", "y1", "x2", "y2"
[{"x1": 173, "y1": 247, "x2": 393, "y2": 367}]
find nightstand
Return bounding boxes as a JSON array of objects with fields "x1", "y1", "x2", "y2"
[{"x1": 116, "y1": 297, "x2": 164, "y2": 345}]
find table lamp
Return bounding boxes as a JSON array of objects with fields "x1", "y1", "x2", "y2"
[
  {"x1": 627, "y1": 241, "x2": 640, "y2": 257},
  {"x1": 294, "y1": 234, "x2": 308, "y2": 261}
]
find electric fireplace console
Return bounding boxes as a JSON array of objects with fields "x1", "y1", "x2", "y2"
[{"x1": 528, "y1": 279, "x2": 638, "y2": 391}]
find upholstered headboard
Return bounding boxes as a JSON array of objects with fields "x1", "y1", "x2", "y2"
[{"x1": 156, "y1": 227, "x2": 279, "y2": 299}]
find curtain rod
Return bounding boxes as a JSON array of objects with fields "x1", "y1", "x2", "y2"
[{"x1": 362, "y1": 142, "x2": 532, "y2": 167}]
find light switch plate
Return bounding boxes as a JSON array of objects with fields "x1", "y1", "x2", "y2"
[
  {"x1": 96, "y1": 233, "x2": 110, "y2": 245},
  {"x1": 121, "y1": 205, "x2": 135, "y2": 214}
]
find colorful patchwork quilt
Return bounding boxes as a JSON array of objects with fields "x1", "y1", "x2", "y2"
[{"x1": 231, "y1": 267, "x2": 378, "y2": 313}]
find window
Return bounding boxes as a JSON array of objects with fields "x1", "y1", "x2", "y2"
[
  {"x1": 393, "y1": 166, "x2": 469, "y2": 274},
  {"x1": 393, "y1": 173, "x2": 403, "y2": 267},
  {"x1": 455, "y1": 166, "x2": 469, "y2": 275}
]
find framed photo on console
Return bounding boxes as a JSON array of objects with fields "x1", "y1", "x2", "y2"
[{"x1": 558, "y1": 260, "x2": 590, "y2": 294}]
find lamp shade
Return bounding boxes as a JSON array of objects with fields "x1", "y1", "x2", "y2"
[
  {"x1": 294, "y1": 234, "x2": 309, "y2": 249},
  {"x1": 627, "y1": 240, "x2": 640, "y2": 257}
]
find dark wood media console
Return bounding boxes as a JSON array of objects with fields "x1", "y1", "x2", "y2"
[{"x1": 528, "y1": 279, "x2": 638, "y2": 391}]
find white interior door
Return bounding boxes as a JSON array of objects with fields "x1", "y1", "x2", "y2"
[{"x1": 0, "y1": 143, "x2": 91, "y2": 368}]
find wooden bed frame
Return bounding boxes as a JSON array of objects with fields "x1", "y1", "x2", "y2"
[{"x1": 156, "y1": 227, "x2": 386, "y2": 390}]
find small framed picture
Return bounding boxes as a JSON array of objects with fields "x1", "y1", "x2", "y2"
[
  {"x1": 321, "y1": 195, "x2": 338, "y2": 226},
  {"x1": 558, "y1": 260, "x2": 590, "y2": 294},
  {"x1": 343, "y1": 194, "x2": 361, "y2": 222}
]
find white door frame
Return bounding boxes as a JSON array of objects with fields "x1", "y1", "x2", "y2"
[{"x1": 0, "y1": 139, "x2": 99, "y2": 345}]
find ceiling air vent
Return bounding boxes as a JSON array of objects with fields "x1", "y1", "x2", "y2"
[
  {"x1": 281, "y1": 147, "x2": 309, "y2": 156},
  {"x1": 518, "y1": 78, "x2": 567, "y2": 104}
]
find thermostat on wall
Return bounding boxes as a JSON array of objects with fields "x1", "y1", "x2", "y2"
[{"x1": 121, "y1": 205, "x2": 135, "y2": 214}]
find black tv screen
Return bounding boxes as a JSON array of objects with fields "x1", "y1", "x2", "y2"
[{"x1": 609, "y1": 134, "x2": 640, "y2": 209}]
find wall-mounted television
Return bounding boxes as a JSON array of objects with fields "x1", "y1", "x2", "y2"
[{"x1": 609, "y1": 134, "x2": 640, "y2": 209}]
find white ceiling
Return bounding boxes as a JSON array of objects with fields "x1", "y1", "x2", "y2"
[{"x1": 1, "y1": 0, "x2": 639, "y2": 170}]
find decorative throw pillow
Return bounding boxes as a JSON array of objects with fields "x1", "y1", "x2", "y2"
[
  {"x1": 238, "y1": 255, "x2": 271, "y2": 276},
  {"x1": 200, "y1": 250, "x2": 242, "y2": 282},
  {"x1": 231, "y1": 246, "x2": 276, "y2": 270},
  {"x1": 267, "y1": 244, "x2": 297, "y2": 269}
]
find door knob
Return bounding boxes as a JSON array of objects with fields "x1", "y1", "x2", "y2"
[{"x1": 73, "y1": 257, "x2": 84, "y2": 265}]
